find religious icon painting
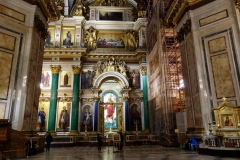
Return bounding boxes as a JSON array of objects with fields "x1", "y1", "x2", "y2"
[
  {"x1": 57, "y1": 102, "x2": 71, "y2": 131},
  {"x1": 222, "y1": 114, "x2": 234, "y2": 127},
  {"x1": 61, "y1": 27, "x2": 75, "y2": 46},
  {"x1": 45, "y1": 27, "x2": 55, "y2": 47},
  {"x1": 81, "y1": 70, "x2": 95, "y2": 89},
  {"x1": 128, "y1": 70, "x2": 141, "y2": 89},
  {"x1": 41, "y1": 71, "x2": 51, "y2": 88},
  {"x1": 130, "y1": 104, "x2": 141, "y2": 131},
  {"x1": 81, "y1": 105, "x2": 93, "y2": 132},
  {"x1": 36, "y1": 102, "x2": 49, "y2": 131},
  {"x1": 60, "y1": 71, "x2": 72, "y2": 87}
]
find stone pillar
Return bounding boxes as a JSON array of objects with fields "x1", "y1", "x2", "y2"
[
  {"x1": 69, "y1": 65, "x2": 81, "y2": 135},
  {"x1": 47, "y1": 65, "x2": 61, "y2": 133},
  {"x1": 92, "y1": 88, "x2": 101, "y2": 132},
  {"x1": 121, "y1": 88, "x2": 131, "y2": 131},
  {"x1": 140, "y1": 66, "x2": 150, "y2": 131},
  {"x1": 177, "y1": 19, "x2": 204, "y2": 134}
]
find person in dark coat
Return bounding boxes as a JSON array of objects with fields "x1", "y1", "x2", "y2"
[
  {"x1": 26, "y1": 138, "x2": 36, "y2": 156},
  {"x1": 97, "y1": 133, "x2": 103, "y2": 152},
  {"x1": 45, "y1": 133, "x2": 53, "y2": 152}
]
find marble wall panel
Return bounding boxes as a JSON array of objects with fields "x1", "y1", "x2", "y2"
[
  {"x1": 0, "y1": 4, "x2": 25, "y2": 22},
  {"x1": 199, "y1": 10, "x2": 228, "y2": 27},
  {"x1": 208, "y1": 37, "x2": 227, "y2": 54},
  {"x1": 0, "y1": 32, "x2": 16, "y2": 51},
  {"x1": 211, "y1": 53, "x2": 235, "y2": 98},
  {"x1": 0, "y1": 51, "x2": 13, "y2": 99},
  {"x1": 0, "y1": 102, "x2": 6, "y2": 118}
]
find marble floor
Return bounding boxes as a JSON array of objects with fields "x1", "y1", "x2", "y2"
[{"x1": 13, "y1": 145, "x2": 239, "y2": 160}]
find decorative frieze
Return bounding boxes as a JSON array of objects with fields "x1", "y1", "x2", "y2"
[
  {"x1": 176, "y1": 19, "x2": 191, "y2": 42},
  {"x1": 129, "y1": 97, "x2": 143, "y2": 102}
]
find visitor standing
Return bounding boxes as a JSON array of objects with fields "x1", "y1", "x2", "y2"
[{"x1": 45, "y1": 133, "x2": 53, "y2": 152}]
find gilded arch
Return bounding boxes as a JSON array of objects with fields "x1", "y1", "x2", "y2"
[{"x1": 93, "y1": 71, "x2": 130, "y2": 88}]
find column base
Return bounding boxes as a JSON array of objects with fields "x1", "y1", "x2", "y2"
[{"x1": 68, "y1": 131, "x2": 79, "y2": 135}]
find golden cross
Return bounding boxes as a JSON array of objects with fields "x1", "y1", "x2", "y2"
[{"x1": 222, "y1": 97, "x2": 226, "y2": 101}]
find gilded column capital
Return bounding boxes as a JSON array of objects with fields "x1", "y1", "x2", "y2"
[
  {"x1": 93, "y1": 96, "x2": 100, "y2": 102},
  {"x1": 50, "y1": 65, "x2": 61, "y2": 74},
  {"x1": 122, "y1": 96, "x2": 129, "y2": 101},
  {"x1": 140, "y1": 66, "x2": 147, "y2": 75},
  {"x1": 72, "y1": 65, "x2": 82, "y2": 74}
]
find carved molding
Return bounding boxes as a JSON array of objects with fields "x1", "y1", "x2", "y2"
[
  {"x1": 165, "y1": 0, "x2": 203, "y2": 25},
  {"x1": 50, "y1": 65, "x2": 61, "y2": 74},
  {"x1": 57, "y1": 97, "x2": 72, "y2": 102},
  {"x1": 129, "y1": 97, "x2": 143, "y2": 102},
  {"x1": 176, "y1": 19, "x2": 191, "y2": 42},
  {"x1": 44, "y1": 48, "x2": 86, "y2": 57}
]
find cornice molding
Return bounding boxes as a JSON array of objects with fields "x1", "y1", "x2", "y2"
[
  {"x1": 165, "y1": 0, "x2": 203, "y2": 25},
  {"x1": 44, "y1": 48, "x2": 87, "y2": 57}
]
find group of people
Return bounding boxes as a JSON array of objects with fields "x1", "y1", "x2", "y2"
[{"x1": 26, "y1": 133, "x2": 53, "y2": 157}]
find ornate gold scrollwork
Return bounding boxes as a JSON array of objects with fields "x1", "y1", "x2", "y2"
[
  {"x1": 122, "y1": 96, "x2": 129, "y2": 101},
  {"x1": 70, "y1": 0, "x2": 86, "y2": 16},
  {"x1": 125, "y1": 30, "x2": 139, "y2": 51},
  {"x1": 140, "y1": 66, "x2": 147, "y2": 75},
  {"x1": 50, "y1": 65, "x2": 61, "y2": 74}
]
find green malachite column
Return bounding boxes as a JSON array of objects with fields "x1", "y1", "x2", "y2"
[
  {"x1": 48, "y1": 65, "x2": 61, "y2": 133},
  {"x1": 141, "y1": 66, "x2": 150, "y2": 130},
  {"x1": 69, "y1": 65, "x2": 81, "y2": 135}
]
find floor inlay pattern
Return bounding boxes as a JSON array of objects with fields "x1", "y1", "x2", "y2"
[{"x1": 13, "y1": 145, "x2": 239, "y2": 160}]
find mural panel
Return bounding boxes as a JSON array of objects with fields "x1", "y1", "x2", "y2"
[
  {"x1": 128, "y1": 70, "x2": 140, "y2": 89},
  {"x1": 45, "y1": 27, "x2": 55, "y2": 47},
  {"x1": 36, "y1": 102, "x2": 49, "y2": 131},
  {"x1": 130, "y1": 104, "x2": 141, "y2": 131},
  {"x1": 97, "y1": 30, "x2": 125, "y2": 49}
]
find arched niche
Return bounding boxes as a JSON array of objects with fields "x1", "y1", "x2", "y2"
[{"x1": 93, "y1": 71, "x2": 129, "y2": 89}]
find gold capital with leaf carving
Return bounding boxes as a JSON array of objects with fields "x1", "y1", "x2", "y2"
[
  {"x1": 140, "y1": 66, "x2": 147, "y2": 75},
  {"x1": 72, "y1": 65, "x2": 82, "y2": 74},
  {"x1": 122, "y1": 96, "x2": 129, "y2": 101},
  {"x1": 50, "y1": 65, "x2": 61, "y2": 74},
  {"x1": 93, "y1": 96, "x2": 100, "y2": 102}
]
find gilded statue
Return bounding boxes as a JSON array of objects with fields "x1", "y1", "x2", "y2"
[
  {"x1": 137, "y1": 0, "x2": 146, "y2": 18},
  {"x1": 125, "y1": 30, "x2": 138, "y2": 51},
  {"x1": 70, "y1": 0, "x2": 86, "y2": 16},
  {"x1": 84, "y1": 26, "x2": 97, "y2": 51}
]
